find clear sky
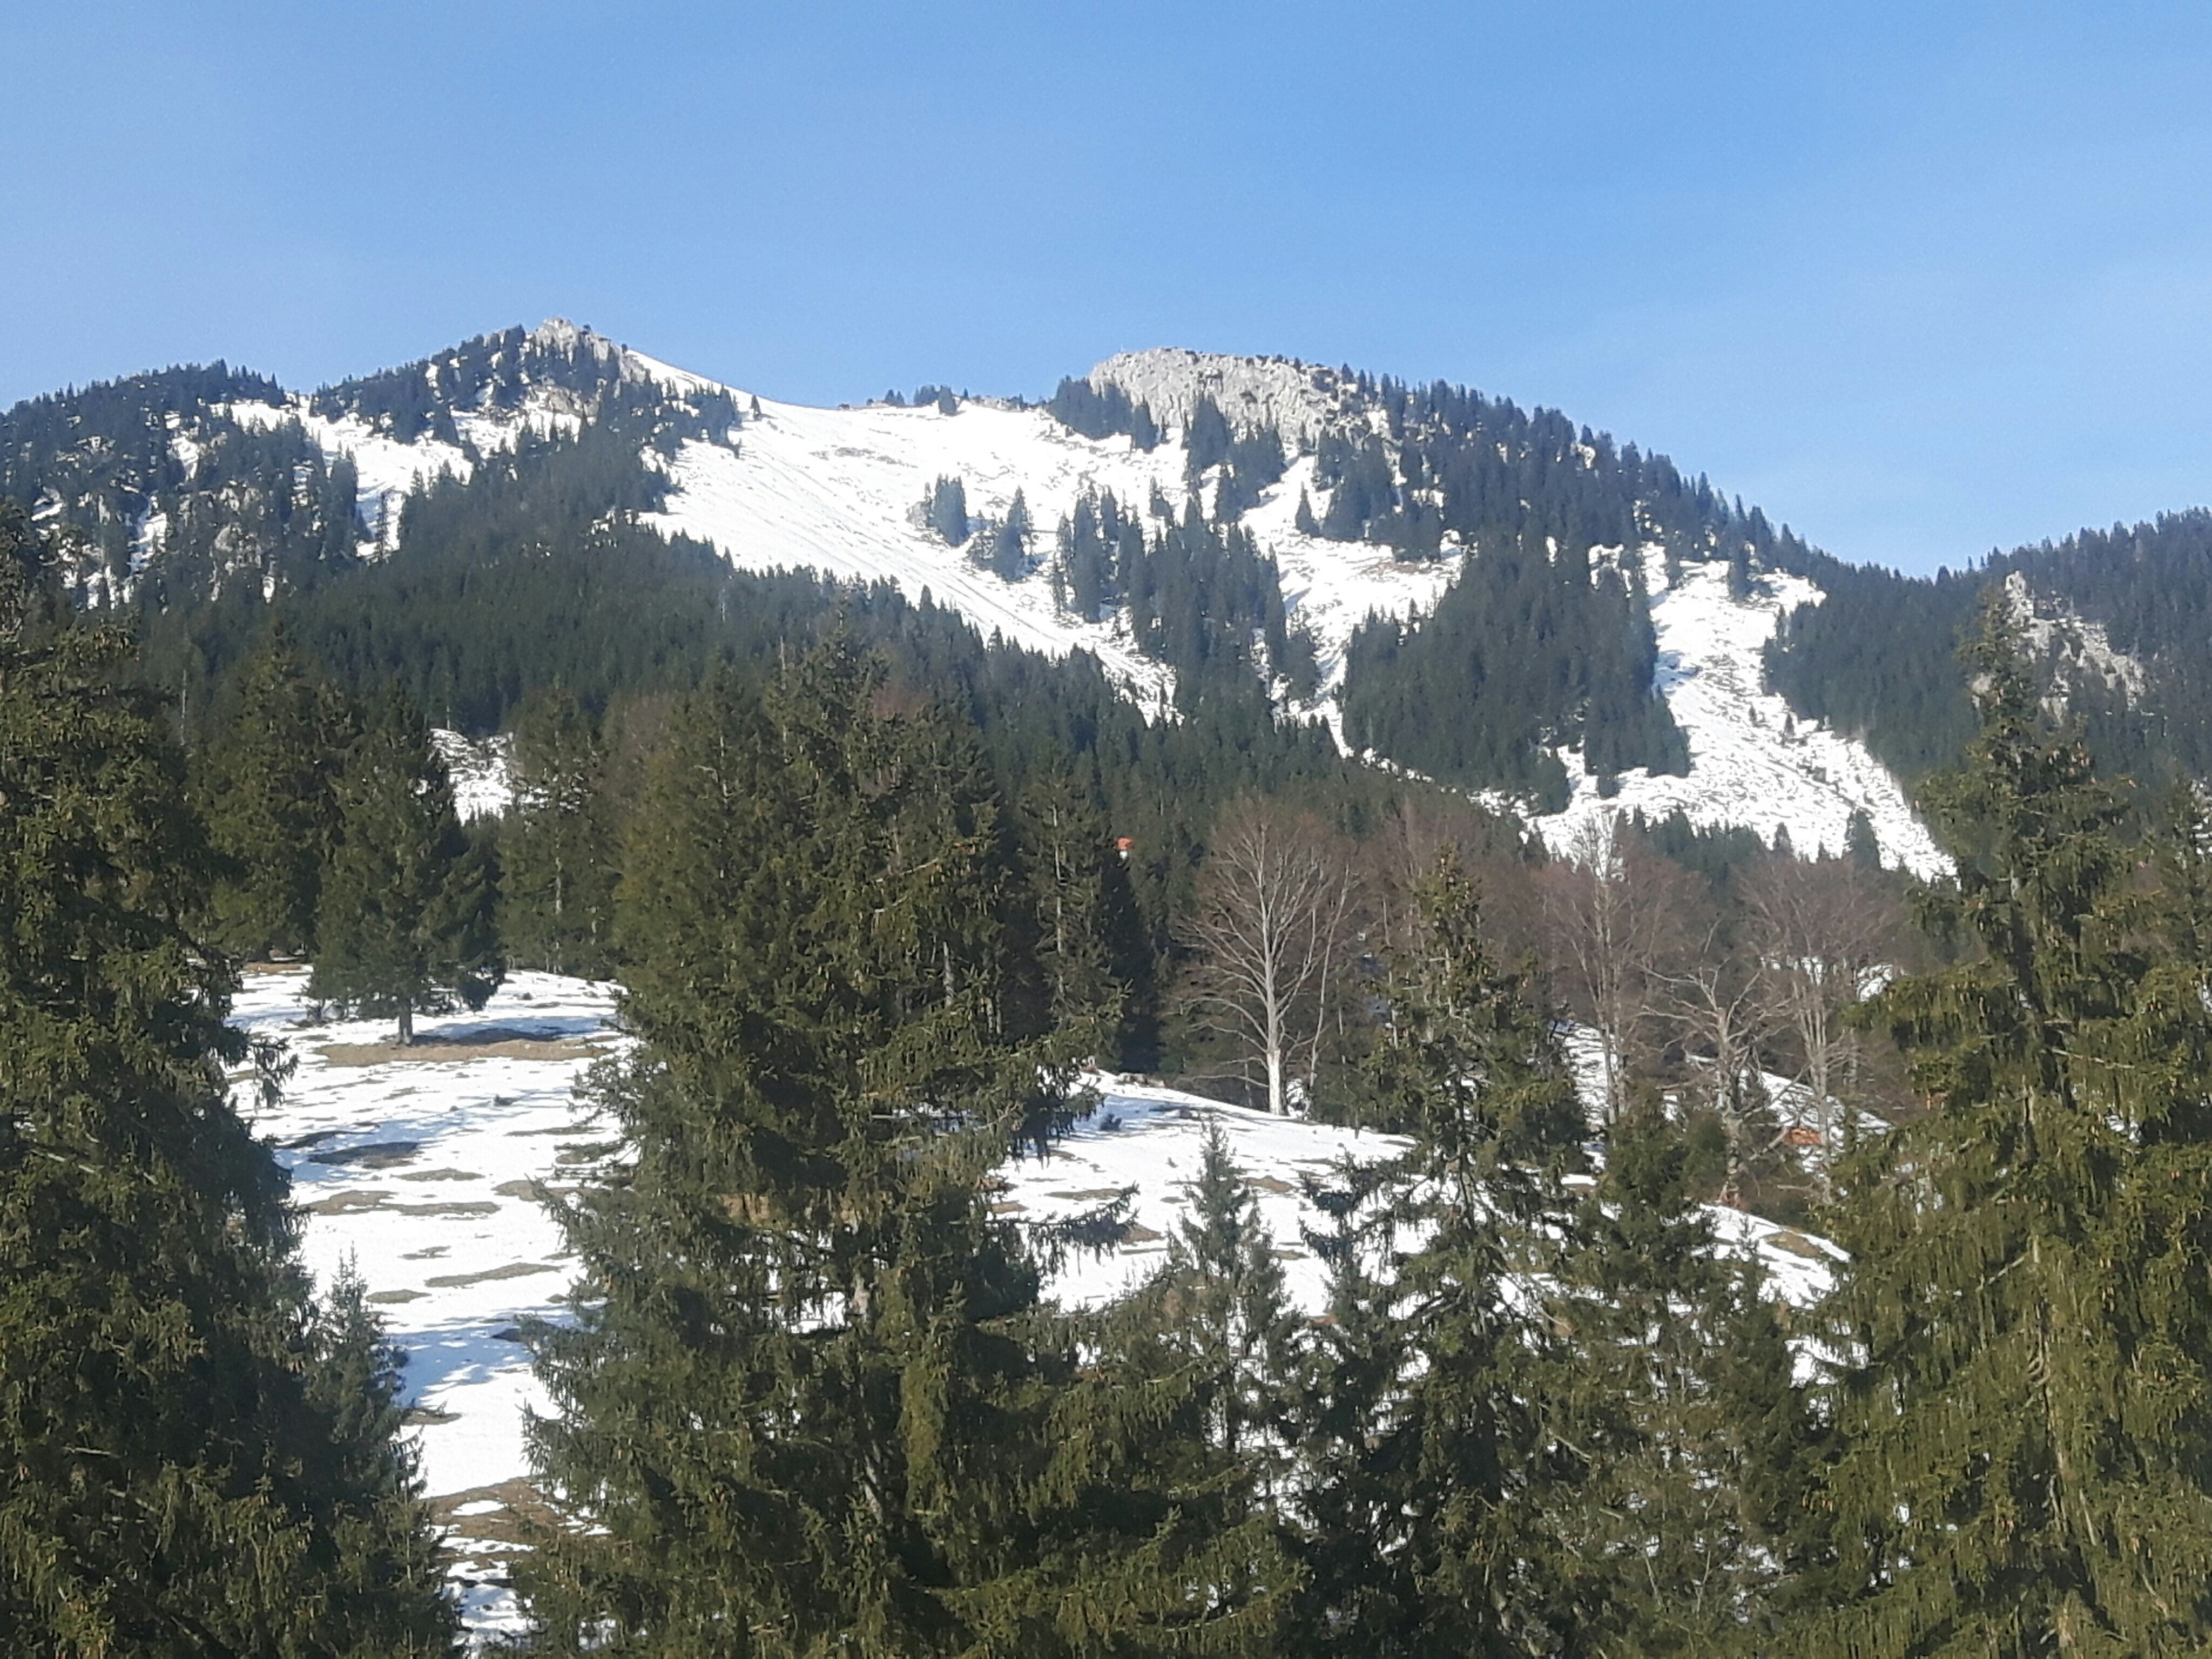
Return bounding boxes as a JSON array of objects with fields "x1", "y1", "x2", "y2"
[{"x1": 4, "y1": 2, "x2": 2208, "y2": 575}]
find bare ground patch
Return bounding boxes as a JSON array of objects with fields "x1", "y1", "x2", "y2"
[
  {"x1": 316, "y1": 1031, "x2": 604, "y2": 1066},
  {"x1": 423, "y1": 1261, "x2": 560, "y2": 1289}
]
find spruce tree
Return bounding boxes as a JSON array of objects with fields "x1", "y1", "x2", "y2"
[
  {"x1": 196, "y1": 619, "x2": 354, "y2": 958},
  {"x1": 311, "y1": 692, "x2": 501, "y2": 1043},
  {"x1": 523, "y1": 643, "x2": 1284, "y2": 1655},
  {"x1": 1798, "y1": 610, "x2": 2212, "y2": 1655},
  {"x1": 1144, "y1": 1120, "x2": 1298, "y2": 1475},
  {"x1": 1017, "y1": 764, "x2": 1119, "y2": 1047},
  {"x1": 1525, "y1": 1102, "x2": 1817, "y2": 1654},
  {"x1": 502, "y1": 686, "x2": 619, "y2": 976},
  {"x1": 1290, "y1": 849, "x2": 1586, "y2": 1654},
  {"x1": 0, "y1": 504, "x2": 455, "y2": 1654},
  {"x1": 987, "y1": 487, "x2": 1033, "y2": 579},
  {"x1": 1284, "y1": 1154, "x2": 1425, "y2": 1658}
]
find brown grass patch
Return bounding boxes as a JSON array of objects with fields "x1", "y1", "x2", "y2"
[
  {"x1": 317, "y1": 1032, "x2": 602, "y2": 1066},
  {"x1": 422, "y1": 1261, "x2": 559, "y2": 1289}
]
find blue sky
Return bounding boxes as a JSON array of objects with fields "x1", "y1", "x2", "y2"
[{"x1": 4, "y1": 2, "x2": 2208, "y2": 575}]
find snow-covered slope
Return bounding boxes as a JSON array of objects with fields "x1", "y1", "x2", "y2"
[
  {"x1": 236, "y1": 965, "x2": 1845, "y2": 1641},
  {"x1": 1527, "y1": 552, "x2": 1950, "y2": 878},
  {"x1": 646, "y1": 394, "x2": 1189, "y2": 707},
  {"x1": 215, "y1": 320, "x2": 1940, "y2": 858},
  {"x1": 430, "y1": 730, "x2": 514, "y2": 821}
]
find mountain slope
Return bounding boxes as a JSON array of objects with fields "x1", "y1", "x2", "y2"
[{"x1": 2, "y1": 320, "x2": 2001, "y2": 864}]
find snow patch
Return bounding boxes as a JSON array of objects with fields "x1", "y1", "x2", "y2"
[
  {"x1": 1530, "y1": 553, "x2": 1949, "y2": 879},
  {"x1": 431, "y1": 730, "x2": 514, "y2": 821},
  {"x1": 238, "y1": 967, "x2": 1844, "y2": 1642}
]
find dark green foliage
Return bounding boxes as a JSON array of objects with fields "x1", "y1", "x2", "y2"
[
  {"x1": 1143, "y1": 1120, "x2": 1298, "y2": 1473},
  {"x1": 1184, "y1": 394, "x2": 1234, "y2": 476},
  {"x1": 923, "y1": 473, "x2": 969, "y2": 545},
  {"x1": 311, "y1": 694, "x2": 502, "y2": 1042},
  {"x1": 501, "y1": 686, "x2": 620, "y2": 977},
  {"x1": 1015, "y1": 764, "x2": 1125, "y2": 1055},
  {"x1": 985, "y1": 486, "x2": 1032, "y2": 579},
  {"x1": 1523, "y1": 1104, "x2": 1817, "y2": 1654},
  {"x1": 1767, "y1": 510, "x2": 2212, "y2": 795},
  {"x1": 1800, "y1": 609, "x2": 2212, "y2": 1655},
  {"x1": 1126, "y1": 500, "x2": 1316, "y2": 709},
  {"x1": 1762, "y1": 556, "x2": 1982, "y2": 786},
  {"x1": 1289, "y1": 852, "x2": 1586, "y2": 1654},
  {"x1": 1844, "y1": 806, "x2": 1881, "y2": 871},
  {"x1": 194, "y1": 621, "x2": 355, "y2": 958},
  {"x1": 1051, "y1": 485, "x2": 1136, "y2": 623},
  {"x1": 1046, "y1": 376, "x2": 1159, "y2": 449},
  {"x1": 1292, "y1": 487, "x2": 1319, "y2": 537},
  {"x1": 523, "y1": 646, "x2": 1283, "y2": 1654},
  {"x1": 1283, "y1": 1155, "x2": 1422, "y2": 1657},
  {"x1": 0, "y1": 503, "x2": 455, "y2": 1654},
  {"x1": 1342, "y1": 534, "x2": 1687, "y2": 808}
]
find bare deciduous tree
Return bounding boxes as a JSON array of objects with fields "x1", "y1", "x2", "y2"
[
  {"x1": 1741, "y1": 855, "x2": 1903, "y2": 1199},
  {"x1": 1180, "y1": 799, "x2": 1361, "y2": 1115},
  {"x1": 1542, "y1": 812, "x2": 1692, "y2": 1123},
  {"x1": 1659, "y1": 927, "x2": 1772, "y2": 1208}
]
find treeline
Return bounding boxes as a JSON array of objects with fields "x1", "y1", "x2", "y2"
[
  {"x1": 311, "y1": 320, "x2": 745, "y2": 444},
  {"x1": 1341, "y1": 532, "x2": 1689, "y2": 807},
  {"x1": 1768, "y1": 508, "x2": 2212, "y2": 797}
]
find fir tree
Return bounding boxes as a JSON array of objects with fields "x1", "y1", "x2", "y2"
[
  {"x1": 0, "y1": 503, "x2": 455, "y2": 1654},
  {"x1": 1017, "y1": 764, "x2": 1120, "y2": 1050},
  {"x1": 924, "y1": 474, "x2": 968, "y2": 545},
  {"x1": 987, "y1": 487, "x2": 1032, "y2": 579},
  {"x1": 311, "y1": 693, "x2": 501, "y2": 1043},
  {"x1": 1147, "y1": 1120, "x2": 1298, "y2": 1475},
  {"x1": 1283, "y1": 1155, "x2": 1424, "y2": 1659},
  {"x1": 1293, "y1": 486, "x2": 1319, "y2": 537},
  {"x1": 1843, "y1": 805, "x2": 1881, "y2": 872},
  {"x1": 502, "y1": 686, "x2": 619, "y2": 976},
  {"x1": 195, "y1": 619, "x2": 354, "y2": 958},
  {"x1": 523, "y1": 644, "x2": 1283, "y2": 1654},
  {"x1": 1291, "y1": 849, "x2": 1586, "y2": 1654},
  {"x1": 1526, "y1": 1102, "x2": 1817, "y2": 1653},
  {"x1": 1799, "y1": 608, "x2": 2212, "y2": 1655}
]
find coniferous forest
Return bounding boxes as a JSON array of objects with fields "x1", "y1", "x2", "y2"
[{"x1": 17, "y1": 332, "x2": 2212, "y2": 1657}]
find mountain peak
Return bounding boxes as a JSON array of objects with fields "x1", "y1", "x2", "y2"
[
  {"x1": 1087, "y1": 347, "x2": 1349, "y2": 443},
  {"x1": 528, "y1": 316, "x2": 622, "y2": 360}
]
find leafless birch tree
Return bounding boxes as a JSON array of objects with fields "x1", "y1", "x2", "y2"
[
  {"x1": 1741, "y1": 855, "x2": 1901, "y2": 1199},
  {"x1": 1543, "y1": 812, "x2": 1690, "y2": 1123},
  {"x1": 1180, "y1": 799, "x2": 1361, "y2": 1115}
]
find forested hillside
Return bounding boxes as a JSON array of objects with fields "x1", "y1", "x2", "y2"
[
  {"x1": 4, "y1": 321, "x2": 1940, "y2": 863},
  {"x1": 1766, "y1": 509, "x2": 2212, "y2": 795}
]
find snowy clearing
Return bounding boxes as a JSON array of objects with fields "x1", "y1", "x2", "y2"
[
  {"x1": 1528, "y1": 552, "x2": 1950, "y2": 879},
  {"x1": 237, "y1": 965, "x2": 1845, "y2": 1641}
]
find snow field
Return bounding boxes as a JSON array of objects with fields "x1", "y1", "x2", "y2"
[
  {"x1": 237, "y1": 963, "x2": 1846, "y2": 1638},
  {"x1": 1530, "y1": 551, "x2": 1950, "y2": 879},
  {"x1": 221, "y1": 324, "x2": 1941, "y2": 872}
]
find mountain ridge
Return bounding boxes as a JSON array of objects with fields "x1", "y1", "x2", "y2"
[{"x1": 11, "y1": 316, "x2": 2200, "y2": 875}]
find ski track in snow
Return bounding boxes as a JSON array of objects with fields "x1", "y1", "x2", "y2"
[
  {"x1": 1530, "y1": 552, "x2": 1950, "y2": 879},
  {"x1": 237, "y1": 965, "x2": 1846, "y2": 1642}
]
